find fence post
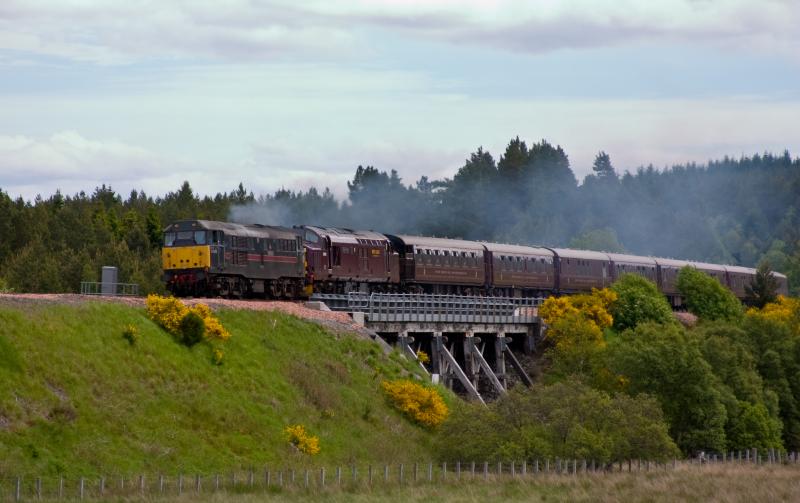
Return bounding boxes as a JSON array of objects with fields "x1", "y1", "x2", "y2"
[
  {"x1": 511, "y1": 461, "x2": 515, "y2": 477},
  {"x1": 215, "y1": 474, "x2": 220, "y2": 491},
  {"x1": 546, "y1": 459, "x2": 550, "y2": 474},
  {"x1": 352, "y1": 465, "x2": 357, "y2": 483},
  {"x1": 336, "y1": 467, "x2": 341, "y2": 485},
  {"x1": 195, "y1": 474, "x2": 201, "y2": 493},
  {"x1": 37, "y1": 477, "x2": 43, "y2": 500},
  {"x1": 249, "y1": 469, "x2": 254, "y2": 488},
  {"x1": 442, "y1": 462, "x2": 447, "y2": 481},
  {"x1": 471, "y1": 461, "x2": 476, "y2": 478},
  {"x1": 140, "y1": 475, "x2": 145, "y2": 496},
  {"x1": 384, "y1": 464, "x2": 389, "y2": 483},
  {"x1": 399, "y1": 464, "x2": 404, "y2": 484},
  {"x1": 483, "y1": 461, "x2": 488, "y2": 480},
  {"x1": 535, "y1": 459, "x2": 539, "y2": 474},
  {"x1": 497, "y1": 461, "x2": 502, "y2": 477},
  {"x1": 278, "y1": 471, "x2": 283, "y2": 487},
  {"x1": 522, "y1": 460, "x2": 527, "y2": 476},
  {"x1": 79, "y1": 477, "x2": 84, "y2": 500},
  {"x1": 321, "y1": 467, "x2": 326, "y2": 487},
  {"x1": 368, "y1": 465, "x2": 373, "y2": 484},
  {"x1": 414, "y1": 463, "x2": 419, "y2": 483},
  {"x1": 304, "y1": 470, "x2": 309, "y2": 488},
  {"x1": 58, "y1": 477, "x2": 63, "y2": 500},
  {"x1": 266, "y1": 468, "x2": 270, "y2": 487},
  {"x1": 98, "y1": 477, "x2": 103, "y2": 498},
  {"x1": 178, "y1": 474, "x2": 182, "y2": 495},
  {"x1": 429, "y1": 462, "x2": 433, "y2": 482},
  {"x1": 15, "y1": 477, "x2": 21, "y2": 502}
]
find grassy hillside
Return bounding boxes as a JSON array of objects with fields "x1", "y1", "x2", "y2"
[{"x1": 0, "y1": 299, "x2": 440, "y2": 477}]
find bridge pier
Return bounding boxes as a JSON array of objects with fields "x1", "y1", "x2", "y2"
[{"x1": 318, "y1": 293, "x2": 543, "y2": 402}]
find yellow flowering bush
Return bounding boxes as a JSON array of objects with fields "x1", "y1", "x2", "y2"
[
  {"x1": 747, "y1": 295, "x2": 800, "y2": 334},
  {"x1": 381, "y1": 379, "x2": 449, "y2": 428},
  {"x1": 416, "y1": 350, "x2": 430, "y2": 364},
  {"x1": 540, "y1": 288, "x2": 616, "y2": 332},
  {"x1": 146, "y1": 294, "x2": 231, "y2": 342},
  {"x1": 212, "y1": 348, "x2": 224, "y2": 365},
  {"x1": 284, "y1": 424, "x2": 321, "y2": 455},
  {"x1": 145, "y1": 294, "x2": 188, "y2": 334}
]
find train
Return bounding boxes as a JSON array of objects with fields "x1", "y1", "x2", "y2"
[{"x1": 161, "y1": 219, "x2": 790, "y2": 305}]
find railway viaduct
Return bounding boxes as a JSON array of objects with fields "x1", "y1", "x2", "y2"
[{"x1": 313, "y1": 293, "x2": 544, "y2": 404}]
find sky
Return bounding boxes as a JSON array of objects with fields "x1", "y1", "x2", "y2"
[{"x1": 1, "y1": 0, "x2": 799, "y2": 201}]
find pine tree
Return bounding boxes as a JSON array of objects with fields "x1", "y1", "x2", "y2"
[{"x1": 745, "y1": 261, "x2": 780, "y2": 308}]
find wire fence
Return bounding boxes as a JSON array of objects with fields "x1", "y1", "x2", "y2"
[{"x1": 2, "y1": 450, "x2": 798, "y2": 501}]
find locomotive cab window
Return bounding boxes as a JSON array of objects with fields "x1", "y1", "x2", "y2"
[
  {"x1": 164, "y1": 232, "x2": 176, "y2": 247},
  {"x1": 194, "y1": 231, "x2": 207, "y2": 245}
]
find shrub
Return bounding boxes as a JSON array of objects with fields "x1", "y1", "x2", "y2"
[
  {"x1": 212, "y1": 348, "x2": 224, "y2": 365},
  {"x1": 0, "y1": 277, "x2": 12, "y2": 293},
  {"x1": 416, "y1": 350, "x2": 430, "y2": 364},
  {"x1": 122, "y1": 324, "x2": 139, "y2": 346},
  {"x1": 610, "y1": 274, "x2": 674, "y2": 330},
  {"x1": 437, "y1": 380, "x2": 678, "y2": 463},
  {"x1": 677, "y1": 266, "x2": 742, "y2": 321},
  {"x1": 179, "y1": 311, "x2": 205, "y2": 347},
  {"x1": 145, "y1": 294, "x2": 188, "y2": 334},
  {"x1": 284, "y1": 424, "x2": 320, "y2": 455},
  {"x1": 145, "y1": 294, "x2": 232, "y2": 343},
  {"x1": 382, "y1": 379, "x2": 449, "y2": 428}
]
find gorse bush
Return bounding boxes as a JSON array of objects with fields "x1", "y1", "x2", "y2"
[
  {"x1": 145, "y1": 294, "x2": 231, "y2": 342},
  {"x1": 145, "y1": 294, "x2": 231, "y2": 358},
  {"x1": 283, "y1": 424, "x2": 320, "y2": 455},
  {"x1": 122, "y1": 324, "x2": 139, "y2": 346},
  {"x1": 382, "y1": 379, "x2": 449, "y2": 428}
]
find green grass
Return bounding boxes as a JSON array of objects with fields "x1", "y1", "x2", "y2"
[{"x1": 0, "y1": 301, "x2": 440, "y2": 477}]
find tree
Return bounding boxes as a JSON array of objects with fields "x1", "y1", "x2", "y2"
[
  {"x1": 610, "y1": 274, "x2": 674, "y2": 331},
  {"x1": 745, "y1": 261, "x2": 780, "y2": 308},
  {"x1": 677, "y1": 266, "x2": 742, "y2": 321},
  {"x1": 592, "y1": 151, "x2": 618, "y2": 181},
  {"x1": 569, "y1": 228, "x2": 625, "y2": 253},
  {"x1": 609, "y1": 323, "x2": 728, "y2": 453}
]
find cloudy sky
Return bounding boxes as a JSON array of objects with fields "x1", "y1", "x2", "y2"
[{"x1": 1, "y1": 0, "x2": 799, "y2": 201}]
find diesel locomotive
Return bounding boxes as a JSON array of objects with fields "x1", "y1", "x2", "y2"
[{"x1": 162, "y1": 219, "x2": 790, "y2": 305}]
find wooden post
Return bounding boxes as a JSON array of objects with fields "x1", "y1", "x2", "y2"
[
  {"x1": 304, "y1": 470, "x2": 309, "y2": 488},
  {"x1": 278, "y1": 471, "x2": 283, "y2": 487},
  {"x1": 58, "y1": 477, "x2": 63, "y2": 500},
  {"x1": 368, "y1": 465, "x2": 373, "y2": 484},
  {"x1": 535, "y1": 459, "x2": 539, "y2": 474},
  {"x1": 471, "y1": 461, "x2": 476, "y2": 478},
  {"x1": 321, "y1": 467, "x2": 325, "y2": 487},
  {"x1": 511, "y1": 461, "x2": 515, "y2": 477},
  {"x1": 414, "y1": 463, "x2": 419, "y2": 483},
  {"x1": 98, "y1": 477, "x2": 103, "y2": 497},
  {"x1": 428, "y1": 462, "x2": 433, "y2": 482},
  {"x1": 195, "y1": 474, "x2": 201, "y2": 493},
  {"x1": 352, "y1": 465, "x2": 357, "y2": 483},
  {"x1": 249, "y1": 469, "x2": 254, "y2": 487},
  {"x1": 456, "y1": 461, "x2": 461, "y2": 480},
  {"x1": 399, "y1": 464, "x2": 404, "y2": 484},
  {"x1": 266, "y1": 469, "x2": 271, "y2": 487},
  {"x1": 290, "y1": 470, "x2": 295, "y2": 484},
  {"x1": 442, "y1": 462, "x2": 447, "y2": 481},
  {"x1": 497, "y1": 461, "x2": 502, "y2": 477},
  {"x1": 215, "y1": 474, "x2": 220, "y2": 491},
  {"x1": 546, "y1": 459, "x2": 550, "y2": 474},
  {"x1": 79, "y1": 478, "x2": 84, "y2": 500},
  {"x1": 15, "y1": 477, "x2": 21, "y2": 502},
  {"x1": 483, "y1": 461, "x2": 488, "y2": 480},
  {"x1": 494, "y1": 334, "x2": 507, "y2": 389},
  {"x1": 177, "y1": 474, "x2": 182, "y2": 495},
  {"x1": 384, "y1": 464, "x2": 389, "y2": 483},
  {"x1": 522, "y1": 460, "x2": 527, "y2": 476},
  {"x1": 337, "y1": 467, "x2": 342, "y2": 485}
]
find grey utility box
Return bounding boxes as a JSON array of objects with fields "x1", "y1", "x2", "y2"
[{"x1": 101, "y1": 266, "x2": 118, "y2": 296}]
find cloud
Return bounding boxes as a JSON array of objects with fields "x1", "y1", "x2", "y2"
[
  {"x1": 0, "y1": 131, "x2": 182, "y2": 196},
  {"x1": 1, "y1": 0, "x2": 798, "y2": 63}
]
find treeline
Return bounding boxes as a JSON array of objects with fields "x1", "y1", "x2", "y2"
[
  {"x1": 1, "y1": 137, "x2": 799, "y2": 294},
  {"x1": 438, "y1": 271, "x2": 800, "y2": 460}
]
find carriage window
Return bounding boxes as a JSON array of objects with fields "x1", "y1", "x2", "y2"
[{"x1": 164, "y1": 232, "x2": 176, "y2": 246}]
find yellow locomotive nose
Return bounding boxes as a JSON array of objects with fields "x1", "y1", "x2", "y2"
[{"x1": 162, "y1": 245, "x2": 211, "y2": 270}]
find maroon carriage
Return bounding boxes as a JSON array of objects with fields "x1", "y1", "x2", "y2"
[{"x1": 299, "y1": 226, "x2": 399, "y2": 293}]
